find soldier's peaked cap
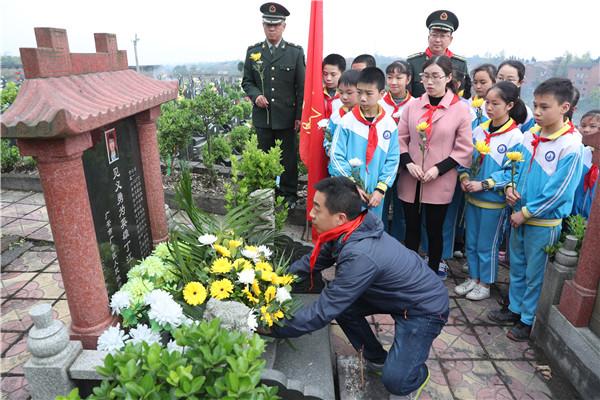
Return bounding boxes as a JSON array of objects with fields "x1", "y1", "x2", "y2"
[
  {"x1": 426, "y1": 10, "x2": 459, "y2": 32},
  {"x1": 261, "y1": 2, "x2": 290, "y2": 24}
]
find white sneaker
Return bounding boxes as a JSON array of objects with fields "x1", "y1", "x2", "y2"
[
  {"x1": 466, "y1": 284, "x2": 490, "y2": 300},
  {"x1": 462, "y1": 262, "x2": 469, "y2": 273},
  {"x1": 454, "y1": 278, "x2": 477, "y2": 296}
]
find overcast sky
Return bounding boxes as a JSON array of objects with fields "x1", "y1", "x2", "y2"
[{"x1": 1, "y1": 0, "x2": 598, "y2": 66}]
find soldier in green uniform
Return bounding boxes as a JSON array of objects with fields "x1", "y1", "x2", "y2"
[
  {"x1": 407, "y1": 10, "x2": 470, "y2": 99},
  {"x1": 242, "y1": 2, "x2": 306, "y2": 205}
]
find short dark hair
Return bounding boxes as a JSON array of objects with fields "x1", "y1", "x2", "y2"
[
  {"x1": 323, "y1": 53, "x2": 346, "y2": 72},
  {"x1": 338, "y1": 69, "x2": 361, "y2": 88},
  {"x1": 358, "y1": 67, "x2": 385, "y2": 91},
  {"x1": 565, "y1": 86, "x2": 581, "y2": 121},
  {"x1": 352, "y1": 54, "x2": 376, "y2": 68},
  {"x1": 422, "y1": 55, "x2": 455, "y2": 93},
  {"x1": 582, "y1": 109, "x2": 600, "y2": 121},
  {"x1": 385, "y1": 60, "x2": 412, "y2": 79},
  {"x1": 472, "y1": 64, "x2": 497, "y2": 83},
  {"x1": 498, "y1": 60, "x2": 526, "y2": 83},
  {"x1": 314, "y1": 177, "x2": 362, "y2": 220},
  {"x1": 534, "y1": 78, "x2": 575, "y2": 106}
]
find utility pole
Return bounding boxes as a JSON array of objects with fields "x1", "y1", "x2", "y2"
[{"x1": 133, "y1": 34, "x2": 140, "y2": 72}]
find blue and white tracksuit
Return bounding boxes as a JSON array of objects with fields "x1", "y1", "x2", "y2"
[
  {"x1": 323, "y1": 106, "x2": 349, "y2": 157},
  {"x1": 508, "y1": 123, "x2": 583, "y2": 325},
  {"x1": 519, "y1": 105, "x2": 536, "y2": 133},
  {"x1": 571, "y1": 146, "x2": 598, "y2": 219},
  {"x1": 329, "y1": 109, "x2": 400, "y2": 218},
  {"x1": 459, "y1": 120, "x2": 523, "y2": 284}
]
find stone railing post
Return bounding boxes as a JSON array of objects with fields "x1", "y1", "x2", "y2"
[{"x1": 24, "y1": 304, "x2": 82, "y2": 400}]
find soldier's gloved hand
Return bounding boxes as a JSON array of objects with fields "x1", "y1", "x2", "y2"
[{"x1": 255, "y1": 95, "x2": 270, "y2": 108}]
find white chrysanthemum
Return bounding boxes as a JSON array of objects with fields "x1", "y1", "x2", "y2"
[
  {"x1": 152, "y1": 242, "x2": 171, "y2": 260},
  {"x1": 144, "y1": 289, "x2": 173, "y2": 307},
  {"x1": 167, "y1": 339, "x2": 185, "y2": 354},
  {"x1": 198, "y1": 234, "x2": 218, "y2": 246},
  {"x1": 247, "y1": 312, "x2": 258, "y2": 332},
  {"x1": 148, "y1": 295, "x2": 184, "y2": 328},
  {"x1": 97, "y1": 324, "x2": 129, "y2": 354},
  {"x1": 237, "y1": 269, "x2": 256, "y2": 285},
  {"x1": 348, "y1": 158, "x2": 363, "y2": 167},
  {"x1": 317, "y1": 119, "x2": 329, "y2": 128},
  {"x1": 128, "y1": 324, "x2": 161, "y2": 345},
  {"x1": 257, "y1": 245, "x2": 272, "y2": 260},
  {"x1": 275, "y1": 287, "x2": 292, "y2": 303},
  {"x1": 110, "y1": 291, "x2": 131, "y2": 315},
  {"x1": 241, "y1": 248, "x2": 260, "y2": 261}
]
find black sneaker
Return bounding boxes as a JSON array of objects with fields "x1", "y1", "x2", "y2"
[
  {"x1": 507, "y1": 321, "x2": 532, "y2": 342},
  {"x1": 488, "y1": 308, "x2": 520, "y2": 324}
]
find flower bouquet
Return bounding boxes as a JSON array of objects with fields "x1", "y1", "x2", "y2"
[
  {"x1": 250, "y1": 52, "x2": 269, "y2": 124},
  {"x1": 416, "y1": 121, "x2": 430, "y2": 212},
  {"x1": 471, "y1": 97, "x2": 485, "y2": 126},
  {"x1": 318, "y1": 118, "x2": 332, "y2": 156},
  {"x1": 471, "y1": 140, "x2": 491, "y2": 179}
]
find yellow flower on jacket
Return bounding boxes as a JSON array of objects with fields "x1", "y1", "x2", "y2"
[
  {"x1": 474, "y1": 140, "x2": 491, "y2": 155},
  {"x1": 416, "y1": 122, "x2": 429, "y2": 133},
  {"x1": 250, "y1": 52, "x2": 262, "y2": 62},
  {"x1": 471, "y1": 97, "x2": 485, "y2": 108},
  {"x1": 506, "y1": 151, "x2": 524, "y2": 162}
]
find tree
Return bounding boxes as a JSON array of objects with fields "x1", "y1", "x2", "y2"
[
  {"x1": 1, "y1": 81, "x2": 19, "y2": 112},
  {"x1": 157, "y1": 99, "x2": 200, "y2": 172}
]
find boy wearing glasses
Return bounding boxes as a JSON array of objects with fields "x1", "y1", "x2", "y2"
[{"x1": 407, "y1": 10, "x2": 469, "y2": 99}]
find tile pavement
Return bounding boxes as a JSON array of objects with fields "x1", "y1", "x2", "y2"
[{"x1": 0, "y1": 190, "x2": 582, "y2": 399}]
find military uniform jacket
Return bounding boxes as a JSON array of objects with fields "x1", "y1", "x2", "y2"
[
  {"x1": 242, "y1": 39, "x2": 306, "y2": 130},
  {"x1": 407, "y1": 50, "x2": 468, "y2": 98}
]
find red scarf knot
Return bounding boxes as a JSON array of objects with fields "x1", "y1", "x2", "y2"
[
  {"x1": 352, "y1": 106, "x2": 386, "y2": 171},
  {"x1": 584, "y1": 164, "x2": 598, "y2": 192},
  {"x1": 308, "y1": 212, "x2": 366, "y2": 289},
  {"x1": 425, "y1": 48, "x2": 454, "y2": 59},
  {"x1": 529, "y1": 122, "x2": 575, "y2": 169},
  {"x1": 383, "y1": 91, "x2": 411, "y2": 123},
  {"x1": 418, "y1": 94, "x2": 459, "y2": 146},
  {"x1": 324, "y1": 88, "x2": 340, "y2": 119}
]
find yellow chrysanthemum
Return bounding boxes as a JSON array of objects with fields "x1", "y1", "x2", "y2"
[
  {"x1": 273, "y1": 310, "x2": 284, "y2": 321},
  {"x1": 250, "y1": 52, "x2": 262, "y2": 62},
  {"x1": 261, "y1": 270, "x2": 276, "y2": 283},
  {"x1": 183, "y1": 281, "x2": 207, "y2": 306},
  {"x1": 255, "y1": 261, "x2": 273, "y2": 273},
  {"x1": 274, "y1": 274, "x2": 294, "y2": 286},
  {"x1": 228, "y1": 239, "x2": 243, "y2": 251},
  {"x1": 416, "y1": 121, "x2": 429, "y2": 132},
  {"x1": 213, "y1": 244, "x2": 231, "y2": 258},
  {"x1": 506, "y1": 151, "x2": 524, "y2": 162},
  {"x1": 233, "y1": 258, "x2": 253, "y2": 271},
  {"x1": 264, "y1": 286, "x2": 276, "y2": 303},
  {"x1": 471, "y1": 97, "x2": 484, "y2": 108},
  {"x1": 243, "y1": 288, "x2": 260, "y2": 304},
  {"x1": 260, "y1": 306, "x2": 274, "y2": 327},
  {"x1": 252, "y1": 279, "x2": 262, "y2": 296},
  {"x1": 210, "y1": 279, "x2": 234, "y2": 300},
  {"x1": 211, "y1": 257, "x2": 233, "y2": 274},
  {"x1": 474, "y1": 140, "x2": 491, "y2": 155}
]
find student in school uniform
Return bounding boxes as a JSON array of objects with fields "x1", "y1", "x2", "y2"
[
  {"x1": 470, "y1": 64, "x2": 497, "y2": 129},
  {"x1": 456, "y1": 81, "x2": 527, "y2": 300},
  {"x1": 572, "y1": 110, "x2": 600, "y2": 219},
  {"x1": 329, "y1": 67, "x2": 400, "y2": 218},
  {"x1": 496, "y1": 60, "x2": 535, "y2": 133},
  {"x1": 397, "y1": 55, "x2": 472, "y2": 275},
  {"x1": 488, "y1": 78, "x2": 583, "y2": 341},
  {"x1": 323, "y1": 53, "x2": 346, "y2": 118},
  {"x1": 351, "y1": 54, "x2": 376, "y2": 71},
  {"x1": 323, "y1": 70, "x2": 361, "y2": 157}
]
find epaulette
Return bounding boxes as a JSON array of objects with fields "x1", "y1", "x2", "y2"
[
  {"x1": 452, "y1": 54, "x2": 466, "y2": 61},
  {"x1": 407, "y1": 52, "x2": 425, "y2": 59},
  {"x1": 285, "y1": 41, "x2": 303, "y2": 49},
  {"x1": 247, "y1": 42, "x2": 263, "y2": 50}
]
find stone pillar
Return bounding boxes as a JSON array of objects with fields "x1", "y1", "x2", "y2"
[
  {"x1": 559, "y1": 193, "x2": 600, "y2": 327},
  {"x1": 24, "y1": 303, "x2": 82, "y2": 400},
  {"x1": 18, "y1": 134, "x2": 115, "y2": 349},
  {"x1": 135, "y1": 107, "x2": 168, "y2": 245}
]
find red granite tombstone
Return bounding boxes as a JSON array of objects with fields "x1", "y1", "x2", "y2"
[
  {"x1": 0, "y1": 28, "x2": 177, "y2": 348},
  {"x1": 558, "y1": 131, "x2": 600, "y2": 326}
]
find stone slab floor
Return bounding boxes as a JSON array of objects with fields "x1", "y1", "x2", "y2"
[{"x1": 1, "y1": 189, "x2": 581, "y2": 399}]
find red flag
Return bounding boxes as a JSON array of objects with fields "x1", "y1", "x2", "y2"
[{"x1": 299, "y1": 0, "x2": 326, "y2": 241}]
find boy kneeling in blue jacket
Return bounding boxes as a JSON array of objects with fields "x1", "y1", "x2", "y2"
[{"x1": 262, "y1": 176, "x2": 449, "y2": 399}]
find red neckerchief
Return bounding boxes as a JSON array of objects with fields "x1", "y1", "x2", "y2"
[
  {"x1": 352, "y1": 106, "x2": 386, "y2": 170},
  {"x1": 478, "y1": 119, "x2": 518, "y2": 164},
  {"x1": 309, "y1": 212, "x2": 366, "y2": 289},
  {"x1": 529, "y1": 121, "x2": 575, "y2": 169},
  {"x1": 425, "y1": 48, "x2": 454, "y2": 58},
  {"x1": 339, "y1": 106, "x2": 349, "y2": 118},
  {"x1": 324, "y1": 88, "x2": 340, "y2": 118},
  {"x1": 419, "y1": 94, "x2": 460, "y2": 147},
  {"x1": 584, "y1": 164, "x2": 599, "y2": 192},
  {"x1": 382, "y1": 91, "x2": 411, "y2": 123}
]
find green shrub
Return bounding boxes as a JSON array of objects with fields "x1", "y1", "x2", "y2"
[
  {"x1": 57, "y1": 319, "x2": 279, "y2": 400},
  {"x1": 1, "y1": 81, "x2": 19, "y2": 112},
  {"x1": 229, "y1": 125, "x2": 254, "y2": 154},
  {"x1": 1, "y1": 139, "x2": 21, "y2": 172}
]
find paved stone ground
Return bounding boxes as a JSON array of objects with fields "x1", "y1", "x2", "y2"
[{"x1": 0, "y1": 189, "x2": 581, "y2": 399}]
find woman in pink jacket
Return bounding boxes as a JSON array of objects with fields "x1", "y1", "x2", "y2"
[{"x1": 398, "y1": 55, "x2": 472, "y2": 273}]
